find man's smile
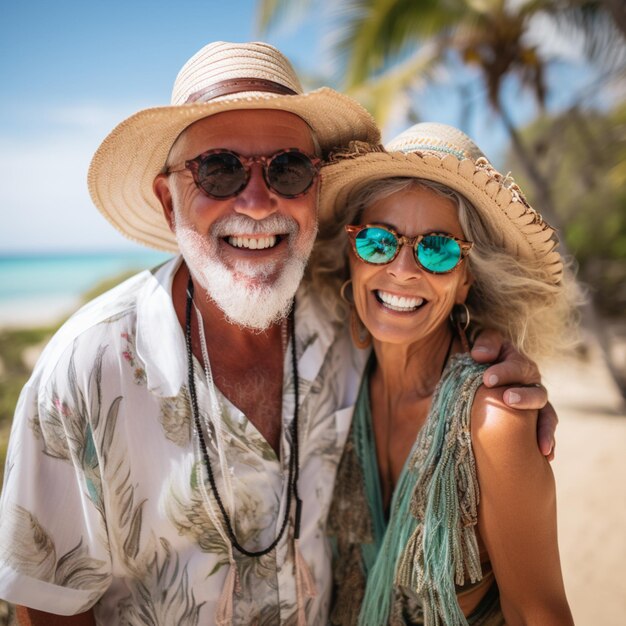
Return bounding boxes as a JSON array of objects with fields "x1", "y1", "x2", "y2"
[{"x1": 226, "y1": 234, "x2": 282, "y2": 250}]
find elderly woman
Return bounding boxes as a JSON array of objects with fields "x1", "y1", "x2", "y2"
[{"x1": 314, "y1": 123, "x2": 579, "y2": 625}]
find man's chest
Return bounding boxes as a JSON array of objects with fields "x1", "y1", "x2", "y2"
[{"x1": 213, "y1": 360, "x2": 284, "y2": 454}]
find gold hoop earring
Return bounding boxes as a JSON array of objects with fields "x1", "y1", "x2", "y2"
[
  {"x1": 350, "y1": 308, "x2": 371, "y2": 349},
  {"x1": 450, "y1": 303, "x2": 471, "y2": 352},
  {"x1": 341, "y1": 279, "x2": 371, "y2": 348},
  {"x1": 451, "y1": 302, "x2": 471, "y2": 332},
  {"x1": 340, "y1": 279, "x2": 354, "y2": 305}
]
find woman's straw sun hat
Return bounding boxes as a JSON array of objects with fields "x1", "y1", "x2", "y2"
[
  {"x1": 320, "y1": 122, "x2": 563, "y2": 283},
  {"x1": 88, "y1": 41, "x2": 380, "y2": 252}
]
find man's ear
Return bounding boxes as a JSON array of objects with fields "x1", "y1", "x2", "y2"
[{"x1": 153, "y1": 174, "x2": 175, "y2": 233}]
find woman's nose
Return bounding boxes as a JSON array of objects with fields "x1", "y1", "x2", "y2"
[{"x1": 386, "y1": 244, "x2": 421, "y2": 281}]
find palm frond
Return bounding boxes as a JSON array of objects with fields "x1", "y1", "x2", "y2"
[
  {"x1": 541, "y1": 1, "x2": 626, "y2": 69},
  {"x1": 332, "y1": 0, "x2": 464, "y2": 87},
  {"x1": 256, "y1": 0, "x2": 313, "y2": 34},
  {"x1": 346, "y1": 43, "x2": 442, "y2": 128}
]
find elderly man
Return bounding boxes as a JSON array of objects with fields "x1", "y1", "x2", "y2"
[{"x1": 0, "y1": 42, "x2": 554, "y2": 625}]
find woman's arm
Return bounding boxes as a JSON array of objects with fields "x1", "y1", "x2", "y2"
[{"x1": 471, "y1": 386, "x2": 573, "y2": 626}]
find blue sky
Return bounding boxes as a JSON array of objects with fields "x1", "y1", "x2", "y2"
[
  {"x1": 1, "y1": 0, "x2": 613, "y2": 253},
  {"x1": 0, "y1": 0, "x2": 328, "y2": 253}
]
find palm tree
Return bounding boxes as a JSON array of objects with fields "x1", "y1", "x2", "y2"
[{"x1": 258, "y1": 0, "x2": 625, "y2": 225}]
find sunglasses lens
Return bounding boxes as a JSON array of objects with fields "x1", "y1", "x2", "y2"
[
  {"x1": 197, "y1": 152, "x2": 247, "y2": 198},
  {"x1": 267, "y1": 151, "x2": 317, "y2": 197},
  {"x1": 354, "y1": 227, "x2": 398, "y2": 264},
  {"x1": 417, "y1": 235, "x2": 462, "y2": 272}
]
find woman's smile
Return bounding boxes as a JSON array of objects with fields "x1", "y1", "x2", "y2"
[{"x1": 373, "y1": 289, "x2": 426, "y2": 313}]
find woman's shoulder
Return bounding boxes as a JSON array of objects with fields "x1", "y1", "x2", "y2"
[{"x1": 470, "y1": 384, "x2": 540, "y2": 464}]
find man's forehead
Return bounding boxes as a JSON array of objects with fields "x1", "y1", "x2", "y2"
[{"x1": 173, "y1": 109, "x2": 316, "y2": 157}]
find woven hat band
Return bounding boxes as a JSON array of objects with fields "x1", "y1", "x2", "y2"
[{"x1": 186, "y1": 78, "x2": 298, "y2": 103}]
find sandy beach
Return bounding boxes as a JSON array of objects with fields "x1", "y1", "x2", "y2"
[{"x1": 542, "y1": 338, "x2": 626, "y2": 626}]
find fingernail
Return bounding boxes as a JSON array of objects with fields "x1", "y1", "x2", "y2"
[
  {"x1": 473, "y1": 346, "x2": 490, "y2": 353},
  {"x1": 508, "y1": 392, "x2": 521, "y2": 404},
  {"x1": 488, "y1": 374, "x2": 498, "y2": 386}
]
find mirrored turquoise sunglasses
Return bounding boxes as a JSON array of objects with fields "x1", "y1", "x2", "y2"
[{"x1": 345, "y1": 224, "x2": 473, "y2": 274}]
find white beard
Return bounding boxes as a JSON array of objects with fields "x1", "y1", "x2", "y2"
[{"x1": 175, "y1": 212, "x2": 317, "y2": 331}]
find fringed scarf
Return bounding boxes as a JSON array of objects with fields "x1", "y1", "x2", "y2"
[{"x1": 329, "y1": 354, "x2": 502, "y2": 626}]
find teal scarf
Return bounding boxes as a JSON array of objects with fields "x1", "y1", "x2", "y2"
[{"x1": 329, "y1": 353, "x2": 488, "y2": 626}]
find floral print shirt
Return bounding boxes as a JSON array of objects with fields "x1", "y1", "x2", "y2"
[{"x1": 0, "y1": 257, "x2": 366, "y2": 625}]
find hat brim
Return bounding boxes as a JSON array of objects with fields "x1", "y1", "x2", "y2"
[
  {"x1": 88, "y1": 88, "x2": 379, "y2": 252},
  {"x1": 319, "y1": 150, "x2": 563, "y2": 283}
]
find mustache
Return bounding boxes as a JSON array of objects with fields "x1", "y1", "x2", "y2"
[{"x1": 210, "y1": 214, "x2": 299, "y2": 237}]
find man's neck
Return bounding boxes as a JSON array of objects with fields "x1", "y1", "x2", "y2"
[{"x1": 171, "y1": 262, "x2": 288, "y2": 455}]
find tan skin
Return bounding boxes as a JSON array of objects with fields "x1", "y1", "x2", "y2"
[
  {"x1": 15, "y1": 112, "x2": 556, "y2": 623},
  {"x1": 351, "y1": 187, "x2": 573, "y2": 624}
]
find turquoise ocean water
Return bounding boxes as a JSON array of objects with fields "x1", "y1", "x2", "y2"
[{"x1": 0, "y1": 251, "x2": 173, "y2": 326}]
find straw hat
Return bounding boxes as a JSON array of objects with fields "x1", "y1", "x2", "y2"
[
  {"x1": 88, "y1": 41, "x2": 380, "y2": 252},
  {"x1": 320, "y1": 122, "x2": 563, "y2": 283}
]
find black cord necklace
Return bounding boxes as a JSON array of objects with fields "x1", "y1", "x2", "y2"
[{"x1": 185, "y1": 276, "x2": 302, "y2": 557}]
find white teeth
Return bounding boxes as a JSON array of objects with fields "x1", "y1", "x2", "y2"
[
  {"x1": 227, "y1": 235, "x2": 277, "y2": 249},
  {"x1": 377, "y1": 290, "x2": 424, "y2": 311}
]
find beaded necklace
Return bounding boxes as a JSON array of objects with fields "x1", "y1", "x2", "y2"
[{"x1": 184, "y1": 276, "x2": 302, "y2": 557}]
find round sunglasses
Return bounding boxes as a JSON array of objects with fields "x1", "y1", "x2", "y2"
[
  {"x1": 164, "y1": 148, "x2": 321, "y2": 199},
  {"x1": 346, "y1": 224, "x2": 473, "y2": 274}
]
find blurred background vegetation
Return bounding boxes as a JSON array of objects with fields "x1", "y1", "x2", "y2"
[{"x1": 259, "y1": 0, "x2": 626, "y2": 384}]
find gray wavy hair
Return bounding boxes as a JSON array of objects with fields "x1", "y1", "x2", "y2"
[{"x1": 305, "y1": 177, "x2": 583, "y2": 360}]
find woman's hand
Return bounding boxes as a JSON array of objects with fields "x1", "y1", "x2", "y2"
[{"x1": 471, "y1": 328, "x2": 557, "y2": 460}]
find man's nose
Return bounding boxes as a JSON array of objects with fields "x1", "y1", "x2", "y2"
[{"x1": 232, "y1": 163, "x2": 278, "y2": 219}]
